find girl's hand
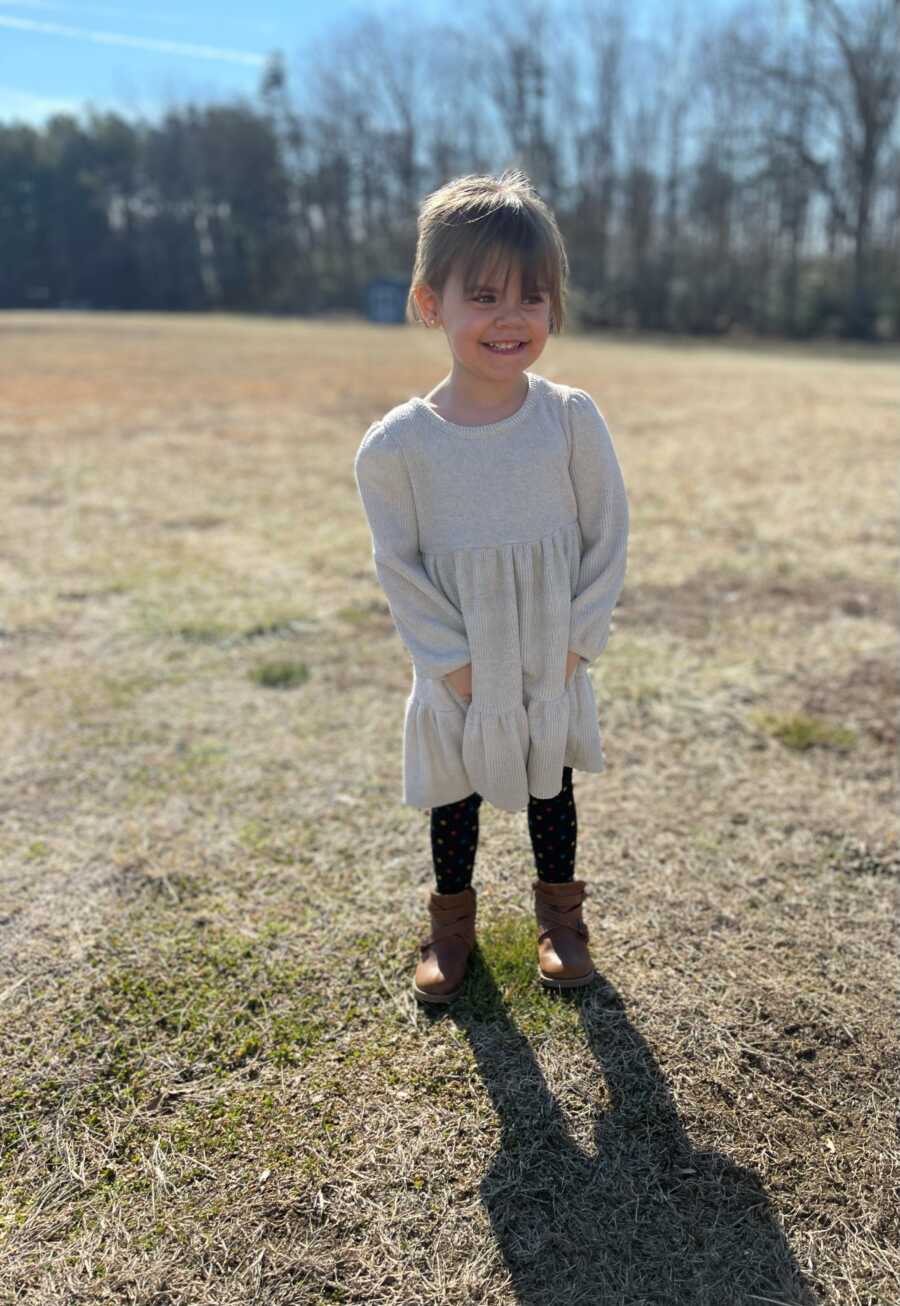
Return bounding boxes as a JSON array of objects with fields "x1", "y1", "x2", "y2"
[
  {"x1": 444, "y1": 663, "x2": 472, "y2": 702},
  {"x1": 445, "y1": 659, "x2": 578, "y2": 701},
  {"x1": 565, "y1": 650, "x2": 581, "y2": 685}
]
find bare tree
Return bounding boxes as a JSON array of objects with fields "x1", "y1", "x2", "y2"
[
  {"x1": 578, "y1": 0, "x2": 627, "y2": 314},
  {"x1": 462, "y1": 0, "x2": 565, "y2": 203},
  {"x1": 735, "y1": 0, "x2": 900, "y2": 335}
]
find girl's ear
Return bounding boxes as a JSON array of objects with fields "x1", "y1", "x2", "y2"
[{"x1": 414, "y1": 284, "x2": 437, "y2": 324}]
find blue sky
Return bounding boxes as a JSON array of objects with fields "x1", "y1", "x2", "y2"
[
  {"x1": 0, "y1": 0, "x2": 454, "y2": 124},
  {"x1": 0, "y1": 0, "x2": 775, "y2": 128}
]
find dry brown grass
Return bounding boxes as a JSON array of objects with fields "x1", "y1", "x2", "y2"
[{"x1": 0, "y1": 310, "x2": 898, "y2": 1305}]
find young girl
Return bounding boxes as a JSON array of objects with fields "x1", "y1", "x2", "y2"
[{"x1": 354, "y1": 169, "x2": 629, "y2": 1005}]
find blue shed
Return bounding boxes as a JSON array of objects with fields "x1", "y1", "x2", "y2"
[{"x1": 364, "y1": 278, "x2": 409, "y2": 324}]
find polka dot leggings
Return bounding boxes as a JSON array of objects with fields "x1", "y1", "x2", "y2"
[{"x1": 429, "y1": 766, "x2": 577, "y2": 893}]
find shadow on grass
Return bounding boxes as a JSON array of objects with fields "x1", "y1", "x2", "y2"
[{"x1": 426, "y1": 944, "x2": 820, "y2": 1306}]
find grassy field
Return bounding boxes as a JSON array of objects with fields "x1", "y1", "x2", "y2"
[{"x1": 0, "y1": 311, "x2": 897, "y2": 1304}]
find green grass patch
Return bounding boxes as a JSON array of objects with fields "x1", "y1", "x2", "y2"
[
  {"x1": 86, "y1": 923, "x2": 325, "y2": 1076},
  {"x1": 336, "y1": 598, "x2": 390, "y2": 625},
  {"x1": 752, "y1": 709, "x2": 857, "y2": 751},
  {"x1": 172, "y1": 739, "x2": 229, "y2": 772},
  {"x1": 0, "y1": 908, "x2": 349, "y2": 1235},
  {"x1": 175, "y1": 619, "x2": 234, "y2": 643},
  {"x1": 241, "y1": 616, "x2": 315, "y2": 639},
  {"x1": 0, "y1": 919, "x2": 330, "y2": 1136},
  {"x1": 176, "y1": 612, "x2": 317, "y2": 645},
  {"x1": 96, "y1": 671, "x2": 172, "y2": 708},
  {"x1": 460, "y1": 915, "x2": 583, "y2": 1037},
  {"x1": 250, "y1": 660, "x2": 309, "y2": 689}
]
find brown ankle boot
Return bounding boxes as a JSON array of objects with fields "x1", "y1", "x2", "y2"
[
  {"x1": 413, "y1": 885, "x2": 477, "y2": 1004},
  {"x1": 532, "y1": 878, "x2": 596, "y2": 989}
]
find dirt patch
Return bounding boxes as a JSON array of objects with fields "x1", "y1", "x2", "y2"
[
  {"x1": 796, "y1": 653, "x2": 898, "y2": 748},
  {"x1": 622, "y1": 570, "x2": 896, "y2": 639}
]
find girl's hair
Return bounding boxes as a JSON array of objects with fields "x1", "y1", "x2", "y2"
[{"x1": 406, "y1": 168, "x2": 569, "y2": 335}]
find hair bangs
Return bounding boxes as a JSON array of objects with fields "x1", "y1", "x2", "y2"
[
  {"x1": 407, "y1": 169, "x2": 569, "y2": 333},
  {"x1": 459, "y1": 207, "x2": 553, "y2": 298}
]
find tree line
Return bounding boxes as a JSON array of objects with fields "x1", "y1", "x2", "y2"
[{"x1": 1, "y1": 0, "x2": 898, "y2": 340}]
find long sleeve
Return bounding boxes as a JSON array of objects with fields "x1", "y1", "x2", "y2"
[
  {"x1": 566, "y1": 388, "x2": 630, "y2": 663},
  {"x1": 354, "y1": 420, "x2": 471, "y2": 680}
]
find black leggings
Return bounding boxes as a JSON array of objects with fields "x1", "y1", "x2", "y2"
[{"x1": 430, "y1": 766, "x2": 576, "y2": 892}]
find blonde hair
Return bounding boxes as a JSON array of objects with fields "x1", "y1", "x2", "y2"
[{"x1": 406, "y1": 168, "x2": 569, "y2": 335}]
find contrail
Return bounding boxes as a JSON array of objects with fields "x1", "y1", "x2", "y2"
[
  {"x1": 1, "y1": 1, "x2": 277, "y2": 37},
  {"x1": 0, "y1": 14, "x2": 268, "y2": 64}
]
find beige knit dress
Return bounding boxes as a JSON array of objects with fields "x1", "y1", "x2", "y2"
[{"x1": 353, "y1": 370, "x2": 630, "y2": 812}]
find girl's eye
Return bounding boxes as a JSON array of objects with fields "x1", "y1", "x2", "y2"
[{"x1": 475, "y1": 294, "x2": 544, "y2": 304}]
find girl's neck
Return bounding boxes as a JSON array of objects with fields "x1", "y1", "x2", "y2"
[{"x1": 424, "y1": 369, "x2": 529, "y2": 425}]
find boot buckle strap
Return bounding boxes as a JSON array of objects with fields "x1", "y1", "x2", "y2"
[
  {"x1": 420, "y1": 924, "x2": 473, "y2": 954},
  {"x1": 535, "y1": 900, "x2": 588, "y2": 932},
  {"x1": 538, "y1": 920, "x2": 589, "y2": 945}
]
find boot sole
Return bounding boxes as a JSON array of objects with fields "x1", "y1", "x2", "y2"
[
  {"x1": 412, "y1": 980, "x2": 464, "y2": 1004},
  {"x1": 537, "y1": 965, "x2": 596, "y2": 990}
]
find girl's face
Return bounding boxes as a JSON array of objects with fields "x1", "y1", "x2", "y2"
[{"x1": 423, "y1": 258, "x2": 552, "y2": 382}]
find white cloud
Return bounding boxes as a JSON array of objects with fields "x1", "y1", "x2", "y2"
[{"x1": 0, "y1": 14, "x2": 268, "y2": 64}]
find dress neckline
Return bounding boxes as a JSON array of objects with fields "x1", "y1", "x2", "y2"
[{"x1": 414, "y1": 371, "x2": 538, "y2": 434}]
